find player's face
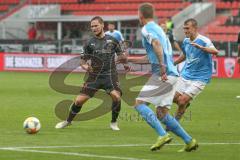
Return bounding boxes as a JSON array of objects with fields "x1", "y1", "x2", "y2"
[
  {"x1": 183, "y1": 22, "x2": 197, "y2": 37},
  {"x1": 91, "y1": 20, "x2": 104, "y2": 37},
  {"x1": 108, "y1": 24, "x2": 115, "y2": 32},
  {"x1": 183, "y1": 22, "x2": 197, "y2": 38}
]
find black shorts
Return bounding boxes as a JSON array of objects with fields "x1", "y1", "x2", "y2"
[{"x1": 80, "y1": 74, "x2": 122, "y2": 97}]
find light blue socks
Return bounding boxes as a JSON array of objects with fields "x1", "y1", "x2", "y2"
[
  {"x1": 135, "y1": 104, "x2": 166, "y2": 136},
  {"x1": 161, "y1": 113, "x2": 192, "y2": 144}
]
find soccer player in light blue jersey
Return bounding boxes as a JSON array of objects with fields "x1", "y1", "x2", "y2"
[
  {"x1": 129, "y1": 3, "x2": 198, "y2": 152},
  {"x1": 105, "y1": 22, "x2": 124, "y2": 43},
  {"x1": 173, "y1": 18, "x2": 219, "y2": 121}
]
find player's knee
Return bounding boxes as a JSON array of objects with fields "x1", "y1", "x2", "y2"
[
  {"x1": 177, "y1": 96, "x2": 189, "y2": 108},
  {"x1": 111, "y1": 94, "x2": 121, "y2": 102},
  {"x1": 75, "y1": 96, "x2": 88, "y2": 106},
  {"x1": 75, "y1": 99, "x2": 84, "y2": 106}
]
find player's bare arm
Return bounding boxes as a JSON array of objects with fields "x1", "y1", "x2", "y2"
[
  {"x1": 190, "y1": 42, "x2": 219, "y2": 55},
  {"x1": 174, "y1": 54, "x2": 186, "y2": 66},
  {"x1": 152, "y1": 39, "x2": 167, "y2": 81},
  {"x1": 116, "y1": 52, "x2": 132, "y2": 72},
  {"x1": 128, "y1": 55, "x2": 149, "y2": 63}
]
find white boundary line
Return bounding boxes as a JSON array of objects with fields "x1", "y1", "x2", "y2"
[
  {"x1": 0, "y1": 144, "x2": 150, "y2": 149},
  {"x1": 0, "y1": 148, "x2": 149, "y2": 160},
  {"x1": 0, "y1": 143, "x2": 240, "y2": 160},
  {"x1": 0, "y1": 142, "x2": 240, "y2": 150}
]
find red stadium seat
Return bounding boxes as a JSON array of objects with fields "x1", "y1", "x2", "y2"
[
  {"x1": 231, "y1": 9, "x2": 238, "y2": 16},
  {"x1": 0, "y1": 5, "x2": 8, "y2": 12},
  {"x1": 0, "y1": 0, "x2": 19, "y2": 5},
  {"x1": 231, "y1": 1, "x2": 240, "y2": 9}
]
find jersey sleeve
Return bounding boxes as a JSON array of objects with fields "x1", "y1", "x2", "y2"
[
  {"x1": 113, "y1": 38, "x2": 124, "y2": 55},
  {"x1": 105, "y1": 31, "x2": 110, "y2": 36},
  {"x1": 205, "y1": 38, "x2": 215, "y2": 49},
  {"x1": 82, "y1": 43, "x2": 92, "y2": 60},
  {"x1": 141, "y1": 27, "x2": 158, "y2": 45},
  {"x1": 118, "y1": 31, "x2": 124, "y2": 42}
]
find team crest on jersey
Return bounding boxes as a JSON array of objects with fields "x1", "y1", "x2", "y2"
[
  {"x1": 104, "y1": 40, "x2": 114, "y2": 53},
  {"x1": 224, "y1": 58, "x2": 235, "y2": 77}
]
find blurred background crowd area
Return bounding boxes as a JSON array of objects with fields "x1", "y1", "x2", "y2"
[{"x1": 0, "y1": 0, "x2": 239, "y2": 56}]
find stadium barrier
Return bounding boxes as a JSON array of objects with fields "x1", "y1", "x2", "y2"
[
  {"x1": 0, "y1": 52, "x2": 239, "y2": 78},
  {"x1": 0, "y1": 52, "x2": 84, "y2": 72},
  {"x1": 0, "y1": 53, "x2": 3, "y2": 71},
  {"x1": 211, "y1": 56, "x2": 240, "y2": 78}
]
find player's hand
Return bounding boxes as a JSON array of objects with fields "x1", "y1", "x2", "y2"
[
  {"x1": 82, "y1": 64, "x2": 93, "y2": 73},
  {"x1": 116, "y1": 54, "x2": 128, "y2": 64},
  {"x1": 191, "y1": 42, "x2": 203, "y2": 49},
  {"x1": 161, "y1": 73, "x2": 168, "y2": 82},
  {"x1": 123, "y1": 64, "x2": 132, "y2": 72},
  {"x1": 160, "y1": 64, "x2": 168, "y2": 81}
]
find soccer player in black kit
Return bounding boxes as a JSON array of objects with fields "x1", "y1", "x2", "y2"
[{"x1": 55, "y1": 16, "x2": 128, "y2": 131}]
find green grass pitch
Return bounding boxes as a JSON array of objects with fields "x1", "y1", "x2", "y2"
[{"x1": 0, "y1": 71, "x2": 240, "y2": 160}]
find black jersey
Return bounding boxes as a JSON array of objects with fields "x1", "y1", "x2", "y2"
[
  {"x1": 166, "y1": 30, "x2": 176, "y2": 44},
  {"x1": 82, "y1": 35, "x2": 123, "y2": 75}
]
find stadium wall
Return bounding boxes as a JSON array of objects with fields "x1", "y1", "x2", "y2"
[
  {"x1": 0, "y1": 53, "x2": 239, "y2": 78},
  {"x1": 0, "y1": 53, "x2": 3, "y2": 71},
  {"x1": 0, "y1": 52, "x2": 83, "y2": 72},
  {"x1": 211, "y1": 57, "x2": 240, "y2": 78}
]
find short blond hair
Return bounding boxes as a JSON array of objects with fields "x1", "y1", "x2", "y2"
[
  {"x1": 139, "y1": 3, "x2": 154, "y2": 19},
  {"x1": 184, "y1": 18, "x2": 198, "y2": 28}
]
